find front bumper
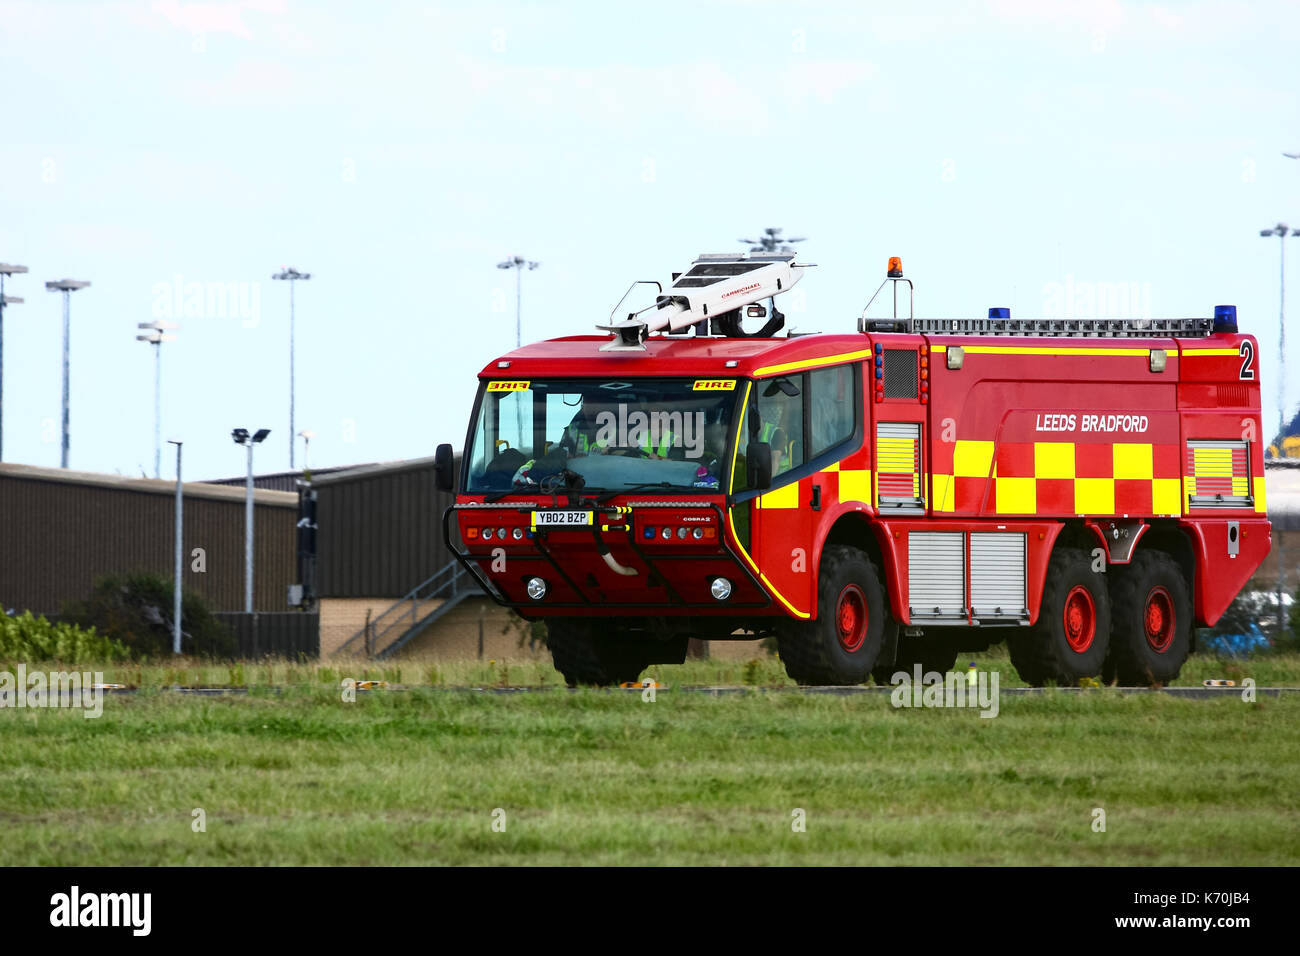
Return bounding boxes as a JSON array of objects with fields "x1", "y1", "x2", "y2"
[{"x1": 443, "y1": 499, "x2": 772, "y2": 613}]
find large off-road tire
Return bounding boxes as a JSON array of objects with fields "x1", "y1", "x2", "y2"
[
  {"x1": 872, "y1": 634, "x2": 959, "y2": 685},
  {"x1": 547, "y1": 619, "x2": 648, "y2": 686},
  {"x1": 777, "y1": 546, "x2": 885, "y2": 685},
  {"x1": 1107, "y1": 550, "x2": 1192, "y2": 686},
  {"x1": 1008, "y1": 546, "x2": 1111, "y2": 686}
]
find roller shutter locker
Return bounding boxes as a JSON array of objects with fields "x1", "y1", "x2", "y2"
[
  {"x1": 877, "y1": 422, "x2": 924, "y2": 513},
  {"x1": 908, "y1": 531, "x2": 965, "y2": 621},
  {"x1": 969, "y1": 532, "x2": 1027, "y2": 621},
  {"x1": 1186, "y1": 440, "x2": 1252, "y2": 509}
]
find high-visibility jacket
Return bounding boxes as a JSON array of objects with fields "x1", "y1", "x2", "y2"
[
  {"x1": 641, "y1": 428, "x2": 675, "y2": 458},
  {"x1": 566, "y1": 420, "x2": 607, "y2": 455},
  {"x1": 758, "y1": 422, "x2": 788, "y2": 471}
]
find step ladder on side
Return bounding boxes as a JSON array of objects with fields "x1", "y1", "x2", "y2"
[{"x1": 332, "y1": 560, "x2": 479, "y2": 660}]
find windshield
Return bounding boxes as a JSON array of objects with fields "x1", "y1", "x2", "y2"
[{"x1": 464, "y1": 378, "x2": 740, "y2": 495}]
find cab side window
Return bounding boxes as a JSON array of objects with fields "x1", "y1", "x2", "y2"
[
  {"x1": 732, "y1": 392, "x2": 754, "y2": 494},
  {"x1": 755, "y1": 377, "x2": 804, "y2": 479},
  {"x1": 808, "y1": 364, "x2": 855, "y2": 457}
]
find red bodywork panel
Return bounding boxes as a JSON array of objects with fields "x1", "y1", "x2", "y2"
[
  {"x1": 479, "y1": 334, "x2": 873, "y2": 381},
  {"x1": 452, "y1": 326, "x2": 1271, "y2": 631},
  {"x1": 1181, "y1": 517, "x2": 1272, "y2": 626}
]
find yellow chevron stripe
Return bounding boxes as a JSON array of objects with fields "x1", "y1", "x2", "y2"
[
  {"x1": 959, "y1": 346, "x2": 1149, "y2": 357},
  {"x1": 754, "y1": 348, "x2": 874, "y2": 377}
]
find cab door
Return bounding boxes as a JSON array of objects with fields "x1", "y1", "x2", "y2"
[{"x1": 732, "y1": 363, "x2": 863, "y2": 618}]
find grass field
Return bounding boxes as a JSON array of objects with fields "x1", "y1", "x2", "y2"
[
  {"x1": 2, "y1": 649, "x2": 1299, "y2": 865},
  {"x1": 15, "y1": 640, "x2": 1300, "y2": 692}
]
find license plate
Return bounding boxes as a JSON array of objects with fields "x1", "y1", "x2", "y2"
[{"x1": 532, "y1": 510, "x2": 594, "y2": 528}]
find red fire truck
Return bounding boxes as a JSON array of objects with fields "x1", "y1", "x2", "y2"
[{"x1": 438, "y1": 254, "x2": 1271, "y2": 687}]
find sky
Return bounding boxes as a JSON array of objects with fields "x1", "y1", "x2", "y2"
[{"x1": 0, "y1": 0, "x2": 1296, "y2": 481}]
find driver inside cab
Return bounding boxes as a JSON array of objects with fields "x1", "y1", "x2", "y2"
[
  {"x1": 757, "y1": 388, "x2": 794, "y2": 473},
  {"x1": 559, "y1": 396, "x2": 614, "y2": 457}
]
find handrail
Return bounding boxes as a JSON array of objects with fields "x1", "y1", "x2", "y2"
[{"x1": 333, "y1": 560, "x2": 473, "y2": 658}]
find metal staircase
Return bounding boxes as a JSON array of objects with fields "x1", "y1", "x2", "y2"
[{"x1": 332, "y1": 560, "x2": 479, "y2": 659}]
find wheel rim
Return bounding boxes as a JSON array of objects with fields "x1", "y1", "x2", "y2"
[
  {"x1": 1063, "y1": 585, "x2": 1096, "y2": 653},
  {"x1": 836, "y1": 584, "x2": 868, "y2": 653},
  {"x1": 1144, "y1": 586, "x2": 1175, "y2": 653}
]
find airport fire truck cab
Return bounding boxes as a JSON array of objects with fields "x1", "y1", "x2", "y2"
[{"x1": 438, "y1": 253, "x2": 1271, "y2": 687}]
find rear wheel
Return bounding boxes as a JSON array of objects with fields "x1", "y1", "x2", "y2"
[
  {"x1": 1009, "y1": 547, "x2": 1111, "y2": 686},
  {"x1": 1107, "y1": 550, "x2": 1192, "y2": 686},
  {"x1": 777, "y1": 546, "x2": 885, "y2": 685}
]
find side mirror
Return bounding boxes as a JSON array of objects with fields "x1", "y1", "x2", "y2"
[
  {"x1": 747, "y1": 441, "x2": 772, "y2": 491},
  {"x1": 434, "y1": 443, "x2": 455, "y2": 492}
]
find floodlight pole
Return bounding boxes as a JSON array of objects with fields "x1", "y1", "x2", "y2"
[
  {"x1": 137, "y1": 323, "x2": 178, "y2": 479},
  {"x1": 0, "y1": 278, "x2": 4, "y2": 462},
  {"x1": 61, "y1": 292, "x2": 69, "y2": 467},
  {"x1": 45, "y1": 279, "x2": 90, "y2": 468},
  {"x1": 496, "y1": 256, "x2": 538, "y2": 447},
  {"x1": 234, "y1": 428, "x2": 269, "y2": 612},
  {"x1": 245, "y1": 438, "x2": 255, "y2": 612},
  {"x1": 169, "y1": 439, "x2": 183, "y2": 654},
  {"x1": 496, "y1": 255, "x2": 539, "y2": 349},
  {"x1": 1260, "y1": 222, "x2": 1299, "y2": 638},
  {"x1": 154, "y1": 343, "x2": 160, "y2": 476},
  {"x1": 273, "y1": 268, "x2": 311, "y2": 470},
  {"x1": 0, "y1": 263, "x2": 29, "y2": 462}
]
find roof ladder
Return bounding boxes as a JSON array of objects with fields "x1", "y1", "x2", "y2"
[
  {"x1": 855, "y1": 258, "x2": 1222, "y2": 338},
  {"x1": 909, "y1": 316, "x2": 1215, "y2": 338}
]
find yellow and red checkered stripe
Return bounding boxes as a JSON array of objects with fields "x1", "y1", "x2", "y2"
[{"x1": 931, "y1": 440, "x2": 1185, "y2": 516}]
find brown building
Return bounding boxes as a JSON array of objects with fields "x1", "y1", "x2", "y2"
[
  {"x1": 0, "y1": 462, "x2": 297, "y2": 615},
  {"x1": 11, "y1": 454, "x2": 1291, "y2": 659},
  {"x1": 309, "y1": 455, "x2": 514, "y2": 658}
]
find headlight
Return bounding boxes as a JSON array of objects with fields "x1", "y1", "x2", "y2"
[
  {"x1": 526, "y1": 577, "x2": 548, "y2": 601},
  {"x1": 710, "y1": 577, "x2": 732, "y2": 601}
]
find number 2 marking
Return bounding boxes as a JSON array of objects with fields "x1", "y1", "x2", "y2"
[{"x1": 1239, "y1": 341, "x2": 1255, "y2": 380}]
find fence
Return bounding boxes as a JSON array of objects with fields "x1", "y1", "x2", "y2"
[{"x1": 213, "y1": 612, "x2": 320, "y2": 659}]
